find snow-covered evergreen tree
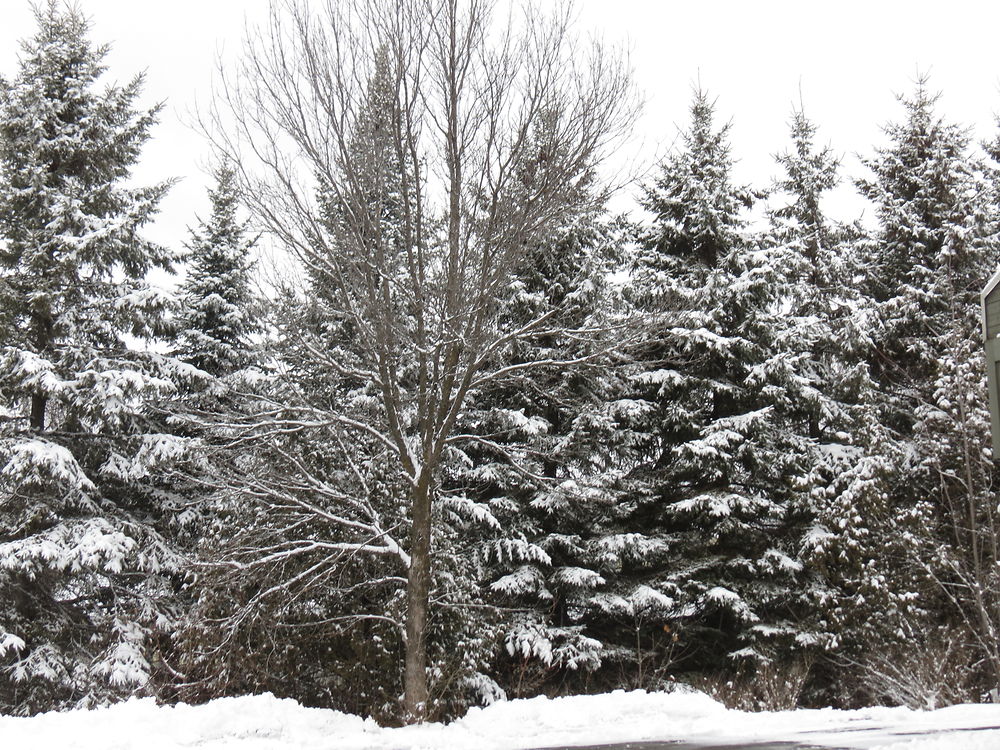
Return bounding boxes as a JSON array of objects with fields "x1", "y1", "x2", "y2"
[
  {"x1": 0, "y1": 3, "x2": 196, "y2": 714},
  {"x1": 177, "y1": 164, "x2": 257, "y2": 377},
  {"x1": 768, "y1": 106, "x2": 846, "y2": 304},
  {"x1": 452, "y1": 205, "x2": 625, "y2": 696},
  {"x1": 858, "y1": 82, "x2": 993, "y2": 411},
  {"x1": 763, "y1": 106, "x2": 900, "y2": 701},
  {"x1": 613, "y1": 88, "x2": 818, "y2": 682},
  {"x1": 850, "y1": 81, "x2": 1000, "y2": 697}
]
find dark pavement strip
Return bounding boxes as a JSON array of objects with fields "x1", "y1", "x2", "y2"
[
  {"x1": 530, "y1": 724, "x2": 1000, "y2": 750},
  {"x1": 532, "y1": 741, "x2": 842, "y2": 750}
]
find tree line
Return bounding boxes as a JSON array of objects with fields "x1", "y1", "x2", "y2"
[{"x1": 2, "y1": 0, "x2": 999, "y2": 724}]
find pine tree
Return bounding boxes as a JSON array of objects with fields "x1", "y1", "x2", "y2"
[
  {"x1": 455, "y1": 206, "x2": 624, "y2": 697},
  {"x1": 764, "y1": 106, "x2": 896, "y2": 702},
  {"x1": 858, "y1": 82, "x2": 993, "y2": 407},
  {"x1": 0, "y1": 3, "x2": 195, "y2": 713},
  {"x1": 768, "y1": 106, "x2": 845, "y2": 300},
  {"x1": 614, "y1": 88, "x2": 817, "y2": 686},
  {"x1": 851, "y1": 81, "x2": 1000, "y2": 699},
  {"x1": 177, "y1": 164, "x2": 257, "y2": 377}
]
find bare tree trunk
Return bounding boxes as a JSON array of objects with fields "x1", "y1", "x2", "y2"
[{"x1": 403, "y1": 470, "x2": 433, "y2": 721}]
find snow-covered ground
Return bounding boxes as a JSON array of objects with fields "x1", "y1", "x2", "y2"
[{"x1": 2, "y1": 689, "x2": 999, "y2": 750}]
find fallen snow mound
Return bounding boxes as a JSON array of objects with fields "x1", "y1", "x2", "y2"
[{"x1": 2, "y1": 689, "x2": 1000, "y2": 750}]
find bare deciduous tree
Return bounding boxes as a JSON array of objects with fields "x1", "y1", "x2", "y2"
[{"x1": 204, "y1": 0, "x2": 637, "y2": 721}]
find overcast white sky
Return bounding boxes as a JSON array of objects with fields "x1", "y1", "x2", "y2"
[{"x1": 3, "y1": 0, "x2": 1000, "y2": 252}]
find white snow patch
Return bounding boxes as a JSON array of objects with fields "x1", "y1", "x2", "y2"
[
  {"x1": 496, "y1": 408, "x2": 550, "y2": 436},
  {"x1": 0, "y1": 632, "x2": 25, "y2": 657},
  {"x1": 1, "y1": 440, "x2": 95, "y2": 491},
  {"x1": 2, "y1": 689, "x2": 1000, "y2": 749}
]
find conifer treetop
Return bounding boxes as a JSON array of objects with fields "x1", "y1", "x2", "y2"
[
  {"x1": 178, "y1": 162, "x2": 258, "y2": 376},
  {"x1": 0, "y1": 0, "x2": 175, "y2": 351},
  {"x1": 640, "y1": 86, "x2": 755, "y2": 269}
]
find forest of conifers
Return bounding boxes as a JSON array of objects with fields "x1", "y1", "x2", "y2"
[{"x1": 2, "y1": 0, "x2": 1000, "y2": 726}]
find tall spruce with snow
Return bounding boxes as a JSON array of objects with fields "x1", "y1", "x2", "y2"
[
  {"x1": 852, "y1": 82, "x2": 1000, "y2": 698},
  {"x1": 764, "y1": 107, "x2": 897, "y2": 700},
  {"x1": 0, "y1": 4, "x2": 194, "y2": 714},
  {"x1": 177, "y1": 165, "x2": 257, "y2": 377},
  {"x1": 616, "y1": 89, "x2": 816, "y2": 683},
  {"x1": 454, "y1": 208, "x2": 626, "y2": 696},
  {"x1": 768, "y1": 107, "x2": 846, "y2": 307}
]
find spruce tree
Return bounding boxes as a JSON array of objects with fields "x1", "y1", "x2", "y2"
[
  {"x1": 851, "y1": 81, "x2": 1000, "y2": 699},
  {"x1": 0, "y1": 3, "x2": 194, "y2": 713},
  {"x1": 177, "y1": 164, "x2": 257, "y2": 377},
  {"x1": 768, "y1": 106, "x2": 844, "y2": 300},
  {"x1": 616, "y1": 88, "x2": 816, "y2": 686},
  {"x1": 858, "y1": 82, "x2": 993, "y2": 407},
  {"x1": 457, "y1": 207, "x2": 624, "y2": 696},
  {"x1": 764, "y1": 106, "x2": 894, "y2": 702}
]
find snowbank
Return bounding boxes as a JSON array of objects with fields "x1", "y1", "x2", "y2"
[{"x1": 1, "y1": 689, "x2": 1000, "y2": 749}]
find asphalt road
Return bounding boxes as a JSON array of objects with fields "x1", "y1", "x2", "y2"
[
  {"x1": 535, "y1": 742, "x2": 838, "y2": 750},
  {"x1": 534, "y1": 726, "x2": 1000, "y2": 750},
  {"x1": 531, "y1": 720, "x2": 1000, "y2": 749}
]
